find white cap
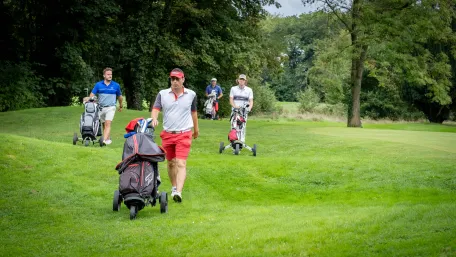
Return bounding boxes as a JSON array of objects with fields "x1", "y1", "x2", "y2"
[
  {"x1": 211, "y1": 78, "x2": 217, "y2": 81},
  {"x1": 238, "y1": 74, "x2": 247, "y2": 80}
]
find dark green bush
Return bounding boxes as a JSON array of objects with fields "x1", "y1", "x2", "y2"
[{"x1": 0, "y1": 62, "x2": 43, "y2": 112}]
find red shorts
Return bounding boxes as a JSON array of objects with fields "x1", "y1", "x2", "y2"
[{"x1": 160, "y1": 130, "x2": 193, "y2": 160}]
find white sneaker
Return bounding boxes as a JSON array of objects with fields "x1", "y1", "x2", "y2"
[
  {"x1": 173, "y1": 191, "x2": 182, "y2": 203},
  {"x1": 104, "y1": 139, "x2": 112, "y2": 145}
]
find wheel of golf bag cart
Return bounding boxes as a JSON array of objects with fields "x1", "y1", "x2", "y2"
[
  {"x1": 234, "y1": 144, "x2": 240, "y2": 155},
  {"x1": 84, "y1": 138, "x2": 90, "y2": 147},
  {"x1": 99, "y1": 136, "x2": 104, "y2": 147},
  {"x1": 113, "y1": 190, "x2": 122, "y2": 211},
  {"x1": 219, "y1": 142, "x2": 224, "y2": 153},
  {"x1": 97, "y1": 123, "x2": 102, "y2": 136},
  {"x1": 252, "y1": 144, "x2": 257, "y2": 157},
  {"x1": 73, "y1": 133, "x2": 78, "y2": 145},
  {"x1": 160, "y1": 192, "x2": 168, "y2": 213},
  {"x1": 129, "y1": 205, "x2": 137, "y2": 220}
]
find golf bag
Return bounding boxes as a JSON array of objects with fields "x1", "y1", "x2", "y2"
[
  {"x1": 228, "y1": 129, "x2": 238, "y2": 142},
  {"x1": 229, "y1": 104, "x2": 248, "y2": 143},
  {"x1": 204, "y1": 95, "x2": 216, "y2": 119},
  {"x1": 80, "y1": 100, "x2": 102, "y2": 140},
  {"x1": 115, "y1": 124, "x2": 165, "y2": 213},
  {"x1": 219, "y1": 103, "x2": 257, "y2": 156}
]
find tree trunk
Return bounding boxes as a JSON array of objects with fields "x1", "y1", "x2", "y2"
[
  {"x1": 347, "y1": 45, "x2": 368, "y2": 127},
  {"x1": 347, "y1": 0, "x2": 367, "y2": 127},
  {"x1": 421, "y1": 103, "x2": 450, "y2": 123},
  {"x1": 122, "y1": 63, "x2": 144, "y2": 110}
]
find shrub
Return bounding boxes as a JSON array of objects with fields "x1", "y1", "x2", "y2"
[
  {"x1": 313, "y1": 103, "x2": 346, "y2": 116},
  {"x1": 248, "y1": 79, "x2": 277, "y2": 114},
  {"x1": 0, "y1": 62, "x2": 43, "y2": 112},
  {"x1": 297, "y1": 87, "x2": 320, "y2": 113}
]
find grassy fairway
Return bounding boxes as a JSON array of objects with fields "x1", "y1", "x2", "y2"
[{"x1": 0, "y1": 106, "x2": 455, "y2": 256}]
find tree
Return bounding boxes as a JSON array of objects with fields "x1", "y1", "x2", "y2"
[
  {"x1": 301, "y1": 0, "x2": 368, "y2": 127},
  {"x1": 260, "y1": 12, "x2": 338, "y2": 102},
  {"x1": 365, "y1": 1, "x2": 456, "y2": 123},
  {"x1": 302, "y1": 0, "x2": 456, "y2": 125},
  {"x1": 1, "y1": 0, "x2": 281, "y2": 113}
]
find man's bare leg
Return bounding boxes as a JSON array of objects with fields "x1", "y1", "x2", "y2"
[
  {"x1": 167, "y1": 158, "x2": 177, "y2": 188},
  {"x1": 104, "y1": 120, "x2": 112, "y2": 141},
  {"x1": 175, "y1": 159, "x2": 187, "y2": 193}
]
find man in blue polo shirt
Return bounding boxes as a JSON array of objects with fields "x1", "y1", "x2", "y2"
[
  {"x1": 205, "y1": 78, "x2": 223, "y2": 120},
  {"x1": 89, "y1": 67, "x2": 123, "y2": 145}
]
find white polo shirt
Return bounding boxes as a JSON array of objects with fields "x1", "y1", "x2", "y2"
[
  {"x1": 153, "y1": 88, "x2": 197, "y2": 131},
  {"x1": 229, "y1": 85, "x2": 253, "y2": 107}
]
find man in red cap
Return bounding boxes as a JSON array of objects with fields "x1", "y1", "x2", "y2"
[{"x1": 150, "y1": 68, "x2": 199, "y2": 203}]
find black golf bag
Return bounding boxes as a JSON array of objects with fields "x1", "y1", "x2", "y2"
[{"x1": 114, "y1": 120, "x2": 167, "y2": 219}]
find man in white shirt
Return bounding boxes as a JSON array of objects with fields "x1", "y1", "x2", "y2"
[
  {"x1": 229, "y1": 74, "x2": 253, "y2": 142},
  {"x1": 151, "y1": 68, "x2": 199, "y2": 203}
]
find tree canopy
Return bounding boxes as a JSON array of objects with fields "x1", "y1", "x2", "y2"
[{"x1": 2, "y1": 0, "x2": 456, "y2": 124}]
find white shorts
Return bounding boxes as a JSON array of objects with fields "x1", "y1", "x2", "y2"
[{"x1": 99, "y1": 106, "x2": 116, "y2": 122}]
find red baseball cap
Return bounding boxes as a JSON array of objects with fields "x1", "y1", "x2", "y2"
[{"x1": 169, "y1": 69, "x2": 185, "y2": 78}]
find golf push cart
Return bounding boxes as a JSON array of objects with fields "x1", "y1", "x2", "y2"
[
  {"x1": 219, "y1": 103, "x2": 257, "y2": 156},
  {"x1": 113, "y1": 118, "x2": 168, "y2": 220},
  {"x1": 72, "y1": 96, "x2": 104, "y2": 147}
]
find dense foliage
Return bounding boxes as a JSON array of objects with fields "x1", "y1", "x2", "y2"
[
  {"x1": 265, "y1": 0, "x2": 456, "y2": 123},
  {"x1": 2, "y1": 0, "x2": 456, "y2": 123},
  {"x1": 1, "y1": 0, "x2": 280, "y2": 114}
]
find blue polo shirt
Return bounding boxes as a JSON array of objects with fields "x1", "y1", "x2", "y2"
[
  {"x1": 91, "y1": 80, "x2": 122, "y2": 107},
  {"x1": 205, "y1": 85, "x2": 222, "y2": 102}
]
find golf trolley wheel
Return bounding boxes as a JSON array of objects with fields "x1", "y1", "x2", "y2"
[
  {"x1": 160, "y1": 192, "x2": 168, "y2": 214},
  {"x1": 129, "y1": 205, "x2": 137, "y2": 220},
  {"x1": 99, "y1": 136, "x2": 104, "y2": 147},
  {"x1": 84, "y1": 138, "x2": 90, "y2": 147},
  {"x1": 73, "y1": 133, "x2": 78, "y2": 145},
  {"x1": 219, "y1": 142, "x2": 224, "y2": 154},
  {"x1": 234, "y1": 144, "x2": 240, "y2": 155},
  {"x1": 113, "y1": 190, "x2": 122, "y2": 211},
  {"x1": 97, "y1": 123, "x2": 102, "y2": 136},
  {"x1": 252, "y1": 144, "x2": 257, "y2": 157}
]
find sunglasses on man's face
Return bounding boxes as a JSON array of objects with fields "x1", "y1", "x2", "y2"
[{"x1": 170, "y1": 77, "x2": 181, "y2": 81}]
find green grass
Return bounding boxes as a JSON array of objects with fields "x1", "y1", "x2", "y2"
[{"x1": 1, "y1": 106, "x2": 456, "y2": 256}]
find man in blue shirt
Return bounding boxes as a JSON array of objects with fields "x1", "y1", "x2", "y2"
[
  {"x1": 89, "y1": 67, "x2": 123, "y2": 145},
  {"x1": 205, "y1": 78, "x2": 223, "y2": 120}
]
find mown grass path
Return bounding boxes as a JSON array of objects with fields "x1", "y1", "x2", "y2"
[{"x1": 1, "y1": 107, "x2": 455, "y2": 256}]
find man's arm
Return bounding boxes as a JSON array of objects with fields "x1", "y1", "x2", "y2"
[
  {"x1": 230, "y1": 97, "x2": 236, "y2": 108},
  {"x1": 229, "y1": 87, "x2": 237, "y2": 108},
  {"x1": 218, "y1": 86, "x2": 223, "y2": 99},
  {"x1": 151, "y1": 93, "x2": 162, "y2": 127},
  {"x1": 191, "y1": 111, "x2": 199, "y2": 139},
  {"x1": 117, "y1": 95, "x2": 123, "y2": 112},
  {"x1": 90, "y1": 84, "x2": 97, "y2": 98},
  {"x1": 151, "y1": 109, "x2": 160, "y2": 127},
  {"x1": 248, "y1": 88, "x2": 254, "y2": 111},
  {"x1": 191, "y1": 94, "x2": 199, "y2": 139}
]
